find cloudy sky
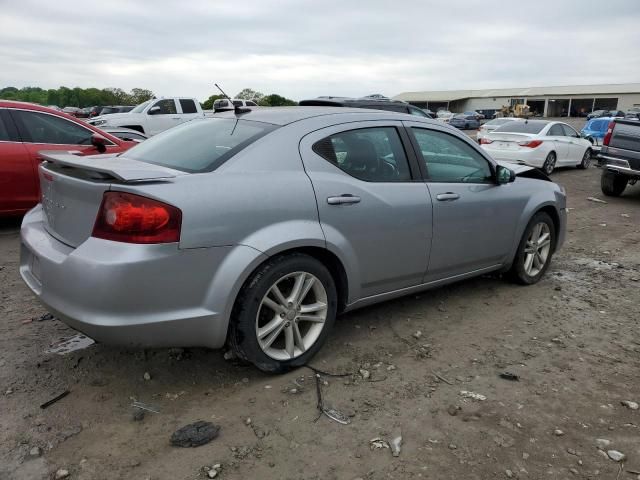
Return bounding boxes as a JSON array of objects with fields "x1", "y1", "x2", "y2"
[{"x1": 2, "y1": 0, "x2": 639, "y2": 101}]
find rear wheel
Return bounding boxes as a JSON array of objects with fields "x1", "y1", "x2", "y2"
[
  {"x1": 542, "y1": 152, "x2": 556, "y2": 175},
  {"x1": 228, "y1": 253, "x2": 337, "y2": 373},
  {"x1": 509, "y1": 212, "x2": 556, "y2": 285},
  {"x1": 577, "y1": 148, "x2": 592, "y2": 169},
  {"x1": 601, "y1": 170, "x2": 628, "y2": 196}
]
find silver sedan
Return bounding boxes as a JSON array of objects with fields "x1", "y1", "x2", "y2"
[{"x1": 20, "y1": 107, "x2": 566, "y2": 372}]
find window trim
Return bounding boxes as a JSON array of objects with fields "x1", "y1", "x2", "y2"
[
  {"x1": 0, "y1": 108, "x2": 21, "y2": 142},
  {"x1": 311, "y1": 125, "x2": 421, "y2": 183},
  {"x1": 178, "y1": 98, "x2": 198, "y2": 114},
  {"x1": 8, "y1": 108, "x2": 117, "y2": 146},
  {"x1": 406, "y1": 124, "x2": 497, "y2": 184}
]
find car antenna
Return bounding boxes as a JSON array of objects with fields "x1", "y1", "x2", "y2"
[{"x1": 214, "y1": 83, "x2": 251, "y2": 115}]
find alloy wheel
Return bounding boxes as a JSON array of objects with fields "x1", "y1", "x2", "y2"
[
  {"x1": 523, "y1": 222, "x2": 551, "y2": 277},
  {"x1": 255, "y1": 272, "x2": 328, "y2": 360},
  {"x1": 581, "y1": 149, "x2": 592, "y2": 168},
  {"x1": 543, "y1": 153, "x2": 556, "y2": 175}
]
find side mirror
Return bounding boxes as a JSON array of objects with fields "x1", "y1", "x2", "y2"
[
  {"x1": 148, "y1": 106, "x2": 161, "y2": 115},
  {"x1": 496, "y1": 165, "x2": 515, "y2": 184},
  {"x1": 91, "y1": 133, "x2": 107, "y2": 153}
]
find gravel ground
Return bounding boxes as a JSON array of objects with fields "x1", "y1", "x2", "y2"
[{"x1": 1, "y1": 119, "x2": 639, "y2": 480}]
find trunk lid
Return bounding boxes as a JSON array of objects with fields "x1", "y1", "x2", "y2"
[
  {"x1": 486, "y1": 132, "x2": 535, "y2": 150},
  {"x1": 39, "y1": 152, "x2": 184, "y2": 247}
]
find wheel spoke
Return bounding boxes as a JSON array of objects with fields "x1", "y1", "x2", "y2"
[
  {"x1": 260, "y1": 320, "x2": 286, "y2": 349},
  {"x1": 532, "y1": 224, "x2": 542, "y2": 242},
  {"x1": 293, "y1": 322, "x2": 306, "y2": 353},
  {"x1": 270, "y1": 285, "x2": 288, "y2": 308},
  {"x1": 300, "y1": 301, "x2": 326, "y2": 314},
  {"x1": 524, "y1": 252, "x2": 534, "y2": 274},
  {"x1": 297, "y1": 276, "x2": 316, "y2": 305},
  {"x1": 285, "y1": 325, "x2": 295, "y2": 358},
  {"x1": 297, "y1": 314, "x2": 325, "y2": 323},
  {"x1": 537, "y1": 232, "x2": 549, "y2": 246},
  {"x1": 538, "y1": 238, "x2": 551, "y2": 249},
  {"x1": 288, "y1": 273, "x2": 306, "y2": 304},
  {"x1": 257, "y1": 316, "x2": 284, "y2": 340},
  {"x1": 263, "y1": 297, "x2": 285, "y2": 314}
]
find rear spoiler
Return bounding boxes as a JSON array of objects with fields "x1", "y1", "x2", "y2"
[{"x1": 39, "y1": 151, "x2": 182, "y2": 183}]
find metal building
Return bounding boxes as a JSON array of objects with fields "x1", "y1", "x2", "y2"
[{"x1": 393, "y1": 83, "x2": 640, "y2": 118}]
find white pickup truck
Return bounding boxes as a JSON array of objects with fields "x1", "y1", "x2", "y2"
[{"x1": 88, "y1": 97, "x2": 204, "y2": 136}]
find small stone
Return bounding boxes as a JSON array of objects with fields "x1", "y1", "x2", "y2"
[
  {"x1": 447, "y1": 405, "x2": 460, "y2": 416},
  {"x1": 595, "y1": 438, "x2": 611, "y2": 449},
  {"x1": 207, "y1": 470, "x2": 217, "y2": 478},
  {"x1": 621, "y1": 400, "x2": 639, "y2": 410},
  {"x1": 505, "y1": 469, "x2": 513, "y2": 478},
  {"x1": 607, "y1": 450, "x2": 625, "y2": 462},
  {"x1": 522, "y1": 452, "x2": 530, "y2": 460},
  {"x1": 448, "y1": 443, "x2": 457, "y2": 450},
  {"x1": 569, "y1": 468, "x2": 579, "y2": 475},
  {"x1": 386, "y1": 365, "x2": 396, "y2": 371},
  {"x1": 359, "y1": 369, "x2": 370, "y2": 380},
  {"x1": 143, "y1": 372, "x2": 151, "y2": 381},
  {"x1": 170, "y1": 421, "x2": 220, "y2": 448},
  {"x1": 55, "y1": 469, "x2": 70, "y2": 479},
  {"x1": 551, "y1": 337, "x2": 562, "y2": 343},
  {"x1": 553, "y1": 429, "x2": 564, "y2": 436},
  {"x1": 390, "y1": 435, "x2": 402, "y2": 457},
  {"x1": 567, "y1": 448, "x2": 577, "y2": 456},
  {"x1": 289, "y1": 388, "x2": 298, "y2": 394},
  {"x1": 413, "y1": 330, "x2": 423, "y2": 339},
  {"x1": 245, "y1": 417, "x2": 252, "y2": 425},
  {"x1": 29, "y1": 446, "x2": 41, "y2": 457}
]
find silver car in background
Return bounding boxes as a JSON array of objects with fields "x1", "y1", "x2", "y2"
[{"x1": 20, "y1": 107, "x2": 566, "y2": 372}]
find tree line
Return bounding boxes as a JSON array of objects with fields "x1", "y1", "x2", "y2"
[{"x1": 1, "y1": 86, "x2": 298, "y2": 109}]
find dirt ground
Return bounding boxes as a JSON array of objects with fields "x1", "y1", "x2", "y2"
[{"x1": 1, "y1": 121, "x2": 639, "y2": 480}]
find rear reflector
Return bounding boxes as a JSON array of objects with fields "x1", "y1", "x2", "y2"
[
  {"x1": 480, "y1": 138, "x2": 493, "y2": 144},
  {"x1": 518, "y1": 140, "x2": 543, "y2": 148},
  {"x1": 92, "y1": 191, "x2": 181, "y2": 243},
  {"x1": 603, "y1": 121, "x2": 616, "y2": 146}
]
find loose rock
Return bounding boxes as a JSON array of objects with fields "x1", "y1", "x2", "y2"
[
  {"x1": 170, "y1": 421, "x2": 220, "y2": 448},
  {"x1": 359, "y1": 369, "x2": 370, "y2": 380},
  {"x1": 413, "y1": 330, "x2": 423, "y2": 339},
  {"x1": 607, "y1": 450, "x2": 625, "y2": 462},
  {"x1": 621, "y1": 400, "x2": 639, "y2": 410},
  {"x1": 553, "y1": 429, "x2": 564, "y2": 436},
  {"x1": 390, "y1": 435, "x2": 402, "y2": 457},
  {"x1": 459, "y1": 390, "x2": 486, "y2": 401},
  {"x1": 29, "y1": 446, "x2": 41, "y2": 457},
  {"x1": 595, "y1": 438, "x2": 611, "y2": 449},
  {"x1": 55, "y1": 469, "x2": 70, "y2": 479},
  {"x1": 143, "y1": 372, "x2": 151, "y2": 381}
]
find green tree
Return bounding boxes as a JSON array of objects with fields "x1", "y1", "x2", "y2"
[
  {"x1": 235, "y1": 88, "x2": 264, "y2": 102},
  {"x1": 130, "y1": 88, "x2": 155, "y2": 104},
  {"x1": 259, "y1": 94, "x2": 297, "y2": 107}
]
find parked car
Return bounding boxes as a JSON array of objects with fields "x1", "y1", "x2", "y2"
[
  {"x1": 88, "y1": 97, "x2": 205, "y2": 136},
  {"x1": 20, "y1": 107, "x2": 566, "y2": 372},
  {"x1": 422, "y1": 108, "x2": 436, "y2": 117},
  {"x1": 481, "y1": 120, "x2": 593, "y2": 175},
  {"x1": 624, "y1": 107, "x2": 640, "y2": 121},
  {"x1": 0, "y1": 101, "x2": 138, "y2": 216},
  {"x1": 213, "y1": 99, "x2": 259, "y2": 112},
  {"x1": 580, "y1": 117, "x2": 614, "y2": 151},
  {"x1": 83, "y1": 106, "x2": 103, "y2": 118},
  {"x1": 476, "y1": 118, "x2": 525, "y2": 143},
  {"x1": 101, "y1": 126, "x2": 148, "y2": 143},
  {"x1": 463, "y1": 111, "x2": 484, "y2": 121},
  {"x1": 449, "y1": 113, "x2": 481, "y2": 130},
  {"x1": 596, "y1": 119, "x2": 640, "y2": 196},
  {"x1": 62, "y1": 106, "x2": 84, "y2": 117},
  {"x1": 587, "y1": 109, "x2": 625, "y2": 120},
  {"x1": 98, "y1": 105, "x2": 135, "y2": 116},
  {"x1": 46, "y1": 105, "x2": 63, "y2": 111},
  {"x1": 299, "y1": 97, "x2": 431, "y2": 117}
]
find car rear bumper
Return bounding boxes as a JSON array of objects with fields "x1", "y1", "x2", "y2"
[
  {"x1": 20, "y1": 206, "x2": 263, "y2": 348},
  {"x1": 482, "y1": 147, "x2": 545, "y2": 168}
]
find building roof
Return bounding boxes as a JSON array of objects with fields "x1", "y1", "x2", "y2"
[{"x1": 394, "y1": 83, "x2": 640, "y2": 102}]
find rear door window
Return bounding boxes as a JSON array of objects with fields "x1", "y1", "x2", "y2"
[
  {"x1": 11, "y1": 110, "x2": 96, "y2": 145},
  {"x1": 312, "y1": 127, "x2": 412, "y2": 182},
  {"x1": 179, "y1": 99, "x2": 198, "y2": 114},
  {"x1": 548, "y1": 124, "x2": 564, "y2": 136},
  {"x1": 560, "y1": 124, "x2": 579, "y2": 137},
  {"x1": 125, "y1": 118, "x2": 276, "y2": 173},
  {"x1": 411, "y1": 128, "x2": 492, "y2": 183}
]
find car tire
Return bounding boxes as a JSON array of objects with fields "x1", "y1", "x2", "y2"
[
  {"x1": 542, "y1": 152, "x2": 556, "y2": 175},
  {"x1": 228, "y1": 253, "x2": 337, "y2": 373},
  {"x1": 508, "y1": 212, "x2": 556, "y2": 285},
  {"x1": 601, "y1": 170, "x2": 628, "y2": 197},
  {"x1": 577, "y1": 148, "x2": 592, "y2": 169}
]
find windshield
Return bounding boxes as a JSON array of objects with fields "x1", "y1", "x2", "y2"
[
  {"x1": 124, "y1": 118, "x2": 277, "y2": 173},
  {"x1": 494, "y1": 121, "x2": 546, "y2": 134},
  {"x1": 130, "y1": 100, "x2": 152, "y2": 114}
]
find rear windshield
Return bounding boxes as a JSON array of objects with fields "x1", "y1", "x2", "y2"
[
  {"x1": 494, "y1": 121, "x2": 546, "y2": 134},
  {"x1": 486, "y1": 118, "x2": 515, "y2": 126},
  {"x1": 124, "y1": 118, "x2": 277, "y2": 173}
]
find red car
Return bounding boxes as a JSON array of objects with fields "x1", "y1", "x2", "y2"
[{"x1": 0, "y1": 101, "x2": 137, "y2": 216}]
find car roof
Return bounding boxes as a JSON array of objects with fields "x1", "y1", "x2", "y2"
[
  {"x1": 299, "y1": 97, "x2": 409, "y2": 107},
  {"x1": 214, "y1": 106, "x2": 422, "y2": 126},
  {"x1": 0, "y1": 100, "x2": 80, "y2": 116}
]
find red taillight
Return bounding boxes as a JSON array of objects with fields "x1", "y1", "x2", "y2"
[
  {"x1": 480, "y1": 138, "x2": 493, "y2": 144},
  {"x1": 518, "y1": 140, "x2": 543, "y2": 148},
  {"x1": 603, "y1": 121, "x2": 616, "y2": 146},
  {"x1": 92, "y1": 192, "x2": 181, "y2": 244}
]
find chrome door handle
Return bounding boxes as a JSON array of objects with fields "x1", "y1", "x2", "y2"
[
  {"x1": 436, "y1": 192, "x2": 460, "y2": 201},
  {"x1": 327, "y1": 194, "x2": 361, "y2": 205}
]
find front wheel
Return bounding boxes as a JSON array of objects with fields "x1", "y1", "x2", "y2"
[
  {"x1": 577, "y1": 148, "x2": 592, "y2": 169},
  {"x1": 601, "y1": 170, "x2": 628, "y2": 196},
  {"x1": 509, "y1": 212, "x2": 556, "y2": 285},
  {"x1": 542, "y1": 152, "x2": 557, "y2": 175},
  {"x1": 228, "y1": 253, "x2": 337, "y2": 373}
]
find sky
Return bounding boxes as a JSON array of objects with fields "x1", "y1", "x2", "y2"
[{"x1": 1, "y1": 0, "x2": 640, "y2": 102}]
